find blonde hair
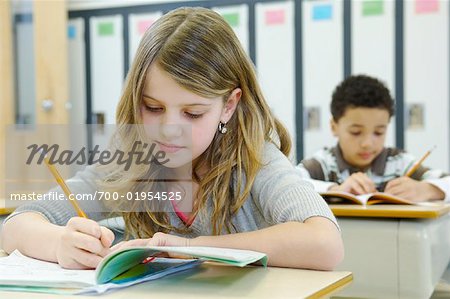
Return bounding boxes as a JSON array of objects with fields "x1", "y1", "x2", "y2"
[{"x1": 101, "y1": 7, "x2": 291, "y2": 238}]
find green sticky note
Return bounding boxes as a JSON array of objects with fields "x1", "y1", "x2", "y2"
[
  {"x1": 362, "y1": 0, "x2": 384, "y2": 16},
  {"x1": 98, "y1": 22, "x2": 114, "y2": 36},
  {"x1": 222, "y1": 12, "x2": 239, "y2": 27}
]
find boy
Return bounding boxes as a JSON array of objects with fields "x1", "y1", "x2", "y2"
[{"x1": 297, "y1": 75, "x2": 450, "y2": 202}]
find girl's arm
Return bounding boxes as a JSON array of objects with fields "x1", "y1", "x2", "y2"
[
  {"x1": 1, "y1": 212, "x2": 64, "y2": 261},
  {"x1": 1, "y1": 165, "x2": 117, "y2": 268},
  {"x1": 190, "y1": 217, "x2": 343, "y2": 270},
  {"x1": 115, "y1": 217, "x2": 343, "y2": 271},
  {"x1": 1, "y1": 212, "x2": 114, "y2": 269}
]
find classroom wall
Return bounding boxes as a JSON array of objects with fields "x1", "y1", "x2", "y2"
[
  {"x1": 65, "y1": 0, "x2": 450, "y2": 170},
  {"x1": 302, "y1": 0, "x2": 343, "y2": 158},
  {"x1": 351, "y1": 0, "x2": 396, "y2": 148},
  {"x1": 404, "y1": 0, "x2": 449, "y2": 171}
]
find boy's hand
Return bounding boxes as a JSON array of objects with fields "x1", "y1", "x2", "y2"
[
  {"x1": 55, "y1": 217, "x2": 114, "y2": 269},
  {"x1": 384, "y1": 177, "x2": 445, "y2": 202},
  {"x1": 330, "y1": 172, "x2": 377, "y2": 195}
]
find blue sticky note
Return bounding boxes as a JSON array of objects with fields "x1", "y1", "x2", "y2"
[
  {"x1": 312, "y1": 4, "x2": 333, "y2": 21},
  {"x1": 68, "y1": 25, "x2": 76, "y2": 39}
]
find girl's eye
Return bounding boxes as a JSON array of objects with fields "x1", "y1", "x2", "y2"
[
  {"x1": 374, "y1": 131, "x2": 385, "y2": 136},
  {"x1": 145, "y1": 106, "x2": 163, "y2": 113},
  {"x1": 185, "y1": 112, "x2": 203, "y2": 119}
]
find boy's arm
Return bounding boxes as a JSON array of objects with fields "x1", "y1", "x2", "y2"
[
  {"x1": 386, "y1": 152, "x2": 448, "y2": 201},
  {"x1": 425, "y1": 177, "x2": 450, "y2": 201},
  {"x1": 420, "y1": 168, "x2": 450, "y2": 201}
]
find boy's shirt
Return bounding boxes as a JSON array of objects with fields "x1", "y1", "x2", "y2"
[{"x1": 297, "y1": 145, "x2": 450, "y2": 201}]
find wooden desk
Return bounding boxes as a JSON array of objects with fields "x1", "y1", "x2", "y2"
[
  {"x1": 330, "y1": 204, "x2": 450, "y2": 299},
  {"x1": 0, "y1": 207, "x2": 14, "y2": 215},
  {"x1": 0, "y1": 198, "x2": 17, "y2": 215},
  {"x1": 331, "y1": 203, "x2": 450, "y2": 219},
  {"x1": 0, "y1": 252, "x2": 352, "y2": 299}
]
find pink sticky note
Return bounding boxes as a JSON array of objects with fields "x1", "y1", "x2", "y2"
[
  {"x1": 265, "y1": 9, "x2": 285, "y2": 25},
  {"x1": 415, "y1": 0, "x2": 439, "y2": 14},
  {"x1": 137, "y1": 19, "x2": 155, "y2": 35}
]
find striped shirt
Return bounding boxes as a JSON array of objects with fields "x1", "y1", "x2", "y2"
[{"x1": 297, "y1": 145, "x2": 450, "y2": 201}]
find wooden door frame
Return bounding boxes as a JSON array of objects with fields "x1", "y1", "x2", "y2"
[
  {"x1": 34, "y1": 0, "x2": 69, "y2": 124},
  {"x1": 0, "y1": 0, "x2": 69, "y2": 211},
  {"x1": 0, "y1": 0, "x2": 14, "y2": 205}
]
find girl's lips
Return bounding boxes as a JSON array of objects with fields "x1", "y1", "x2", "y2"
[{"x1": 157, "y1": 141, "x2": 185, "y2": 153}]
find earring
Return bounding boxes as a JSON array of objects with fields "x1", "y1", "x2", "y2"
[{"x1": 218, "y1": 122, "x2": 228, "y2": 134}]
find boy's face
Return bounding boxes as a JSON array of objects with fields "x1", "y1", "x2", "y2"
[{"x1": 331, "y1": 107, "x2": 390, "y2": 169}]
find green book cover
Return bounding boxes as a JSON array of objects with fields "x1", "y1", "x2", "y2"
[
  {"x1": 0, "y1": 246, "x2": 267, "y2": 294},
  {"x1": 96, "y1": 246, "x2": 268, "y2": 284}
]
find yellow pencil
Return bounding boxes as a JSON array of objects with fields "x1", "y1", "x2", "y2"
[
  {"x1": 41, "y1": 152, "x2": 88, "y2": 218},
  {"x1": 404, "y1": 145, "x2": 436, "y2": 177}
]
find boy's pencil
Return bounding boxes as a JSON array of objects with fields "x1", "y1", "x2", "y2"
[
  {"x1": 404, "y1": 146, "x2": 436, "y2": 177},
  {"x1": 41, "y1": 152, "x2": 88, "y2": 218}
]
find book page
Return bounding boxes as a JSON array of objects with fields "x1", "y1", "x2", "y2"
[
  {"x1": 355, "y1": 193, "x2": 372, "y2": 205},
  {"x1": 369, "y1": 193, "x2": 445, "y2": 206},
  {"x1": 320, "y1": 191, "x2": 364, "y2": 205},
  {"x1": 0, "y1": 250, "x2": 201, "y2": 295},
  {"x1": 369, "y1": 192, "x2": 414, "y2": 204},
  {"x1": 0, "y1": 250, "x2": 95, "y2": 288},
  {"x1": 148, "y1": 246, "x2": 267, "y2": 266}
]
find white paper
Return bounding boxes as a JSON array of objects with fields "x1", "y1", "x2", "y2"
[
  {"x1": 0, "y1": 250, "x2": 95, "y2": 288},
  {"x1": 0, "y1": 250, "x2": 201, "y2": 295}
]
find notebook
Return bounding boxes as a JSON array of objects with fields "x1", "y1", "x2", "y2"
[
  {"x1": 320, "y1": 190, "x2": 441, "y2": 206},
  {"x1": 0, "y1": 246, "x2": 267, "y2": 295}
]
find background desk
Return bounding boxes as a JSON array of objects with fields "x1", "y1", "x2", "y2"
[
  {"x1": 331, "y1": 204, "x2": 450, "y2": 299},
  {"x1": 0, "y1": 253, "x2": 352, "y2": 299},
  {"x1": 0, "y1": 198, "x2": 15, "y2": 216}
]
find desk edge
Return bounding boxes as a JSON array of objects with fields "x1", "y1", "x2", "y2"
[{"x1": 306, "y1": 272, "x2": 353, "y2": 299}]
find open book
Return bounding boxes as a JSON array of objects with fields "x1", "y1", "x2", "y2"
[
  {"x1": 320, "y1": 190, "x2": 417, "y2": 205},
  {"x1": 0, "y1": 246, "x2": 267, "y2": 295}
]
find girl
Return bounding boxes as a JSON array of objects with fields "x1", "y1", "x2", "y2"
[{"x1": 1, "y1": 7, "x2": 343, "y2": 270}]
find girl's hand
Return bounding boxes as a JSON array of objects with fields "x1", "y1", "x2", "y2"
[
  {"x1": 329, "y1": 172, "x2": 377, "y2": 195},
  {"x1": 55, "y1": 217, "x2": 114, "y2": 269},
  {"x1": 111, "y1": 233, "x2": 191, "y2": 254},
  {"x1": 384, "y1": 177, "x2": 445, "y2": 202}
]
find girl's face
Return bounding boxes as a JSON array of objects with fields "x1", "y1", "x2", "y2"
[{"x1": 140, "y1": 63, "x2": 240, "y2": 170}]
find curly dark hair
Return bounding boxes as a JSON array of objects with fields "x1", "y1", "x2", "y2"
[{"x1": 331, "y1": 75, "x2": 395, "y2": 121}]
